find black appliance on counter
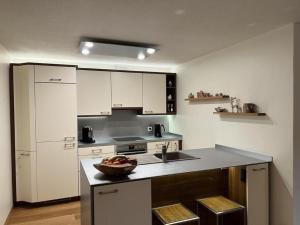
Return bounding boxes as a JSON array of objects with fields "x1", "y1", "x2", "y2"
[
  {"x1": 154, "y1": 124, "x2": 165, "y2": 137},
  {"x1": 81, "y1": 126, "x2": 95, "y2": 143}
]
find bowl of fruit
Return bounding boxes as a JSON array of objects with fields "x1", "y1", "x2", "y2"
[{"x1": 93, "y1": 155, "x2": 138, "y2": 177}]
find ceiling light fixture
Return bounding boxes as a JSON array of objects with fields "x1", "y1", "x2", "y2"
[
  {"x1": 85, "y1": 42, "x2": 94, "y2": 48},
  {"x1": 137, "y1": 52, "x2": 146, "y2": 60},
  {"x1": 146, "y1": 48, "x2": 156, "y2": 54},
  {"x1": 81, "y1": 48, "x2": 90, "y2": 55},
  {"x1": 79, "y1": 38, "x2": 159, "y2": 59}
]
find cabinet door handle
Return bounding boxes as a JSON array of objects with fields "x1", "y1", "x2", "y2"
[
  {"x1": 98, "y1": 189, "x2": 118, "y2": 195},
  {"x1": 252, "y1": 168, "x2": 266, "y2": 171},
  {"x1": 64, "y1": 143, "x2": 75, "y2": 149},
  {"x1": 49, "y1": 78, "x2": 62, "y2": 82},
  {"x1": 113, "y1": 104, "x2": 122, "y2": 107},
  {"x1": 64, "y1": 137, "x2": 75, "y2": 142},
  {"x1": 92, "y1": 149, "x2": 102, "y2": 154}
]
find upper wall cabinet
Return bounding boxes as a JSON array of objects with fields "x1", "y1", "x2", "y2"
[
  {"x1": 77, "y1": 70, "x2": 112, "y2": 116},
  {"x1": 34, "y1": 65, "x2": 76, "y2": 83},
  {"x1": 143, "y1": 74, "x2": 166, "y2": 114},
  {"x1": 111, "y1": 72, "x2": 142, "y2": 108}
]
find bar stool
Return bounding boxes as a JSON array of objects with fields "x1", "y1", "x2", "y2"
[
  {"x1": 153, "y1": 203, "x2": 200, "y2": 225},
  {"x1": 196, "y1": 196, "x2": 245, "y2": 225}
]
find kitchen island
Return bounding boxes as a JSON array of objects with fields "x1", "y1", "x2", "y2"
[{"x1": 80, "y1": 145, "x2": 272, "y2": 225}]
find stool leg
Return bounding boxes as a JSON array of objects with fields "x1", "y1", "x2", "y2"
[{"x1": 216, "y1": 214, "x2": 219, "y2": 225}]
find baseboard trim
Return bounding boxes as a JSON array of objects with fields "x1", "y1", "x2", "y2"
[{"x1": 14, "y1": 196, "x2": 80, "y2": 207}]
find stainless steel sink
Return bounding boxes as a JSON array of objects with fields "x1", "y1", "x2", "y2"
[{"x1": 153, "y1": 151, "x2": 200, "y2": 162}]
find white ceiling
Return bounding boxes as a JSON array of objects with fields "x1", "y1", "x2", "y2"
[{"x1": 0, "y1": 0, "x2": 300, "y2": 67}]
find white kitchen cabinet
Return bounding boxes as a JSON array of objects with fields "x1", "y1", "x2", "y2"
[
  {"x1": 111, "y1": 72, "x2": 142, "y2": 108},
  {"x1": 34, "y1": 65, "x2": 76, "y2": 83},
  {"x1": 37, "y1": 142, "x2": 78, "y2": 202},
  {"x1": 35, "y1": 83, "x2": 77, "y2": 142},
  {"x1": 77, "y1": 70, "x2": 112, "y2": 116},
  {"x1": 78, "y1": 145, "x2": 115, "y2": 156},
  {"x1": 94, "y1": 179, "x2": 152, "y2": 225},
  {"x1": 15, "y1": 151, "x2": 37, "y2": 202},
  {"x1": 147, "y1": 141, "x2": 176, "y2": 153},
  {"x1": 247, "y1": 163, "x2": 269, "y2": 225},
  {"x1": 171, "y1": 140, "x2": 179, "y2": 151},
  {"x1": 13, "y1": 65, "x2": 36, "y2": 152},
  {"x1": 143, "y1": 74, "x2": 166, "y2": 114}
]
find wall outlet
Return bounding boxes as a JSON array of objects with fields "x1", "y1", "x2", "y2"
[{"x1": 147, "y1": 126, "x2": 153, "y2": 132}]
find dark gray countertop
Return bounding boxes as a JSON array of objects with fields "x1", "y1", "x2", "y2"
[
  {"x1": 80, "y1": 145, "x2": 272, "y2": 187},
  {"x1": 78, "y1": 132, "x2": 182, "y2": 148}
]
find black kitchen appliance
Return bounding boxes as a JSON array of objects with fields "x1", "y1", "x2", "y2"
[
  {"x1": 81, "y1": 126, "x2": 95, "y2": 143},
  {"x1": 154, "y1": 124, "x2": 165, "y2": 137}
]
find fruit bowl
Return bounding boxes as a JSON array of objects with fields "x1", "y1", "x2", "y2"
[{"x1": 93, "y1": 155, "x2": 137, "y2": 177}]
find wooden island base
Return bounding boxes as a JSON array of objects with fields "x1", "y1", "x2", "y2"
[{"x1": 151, "y1": 167, "x2": 246, "y2": 225}]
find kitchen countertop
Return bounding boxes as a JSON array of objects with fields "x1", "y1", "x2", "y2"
[
  {"x1": 78, "y1": 132, "x2": 182, "y2": 148},
  {"x1": 80, "y1": 145, "x2": 272, "y2": 187}
]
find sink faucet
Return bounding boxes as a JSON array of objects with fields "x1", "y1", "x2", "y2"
[{"x1": 161, "y1": 142, "x2": 170, "y2": 163}]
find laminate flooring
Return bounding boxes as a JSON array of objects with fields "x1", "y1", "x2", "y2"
[{"x1": 5, "y1": 201, "x2": 80, "y2": 225}]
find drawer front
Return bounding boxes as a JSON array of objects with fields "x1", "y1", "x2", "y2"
[
  {"x1": 147, "y1": 141, "x2": 167, "y2": 150},
  {"x1": 35, "y1": 65, "x2": 76, "y2": 83},
  {"x1": 78, "y1": 145, "x2": 115, "y2": 156},
  {"x1": 78, "y1": 152, "x2": 115, "y2": 171},
  {"x1": 171, "y1": 141, "x2": 179, "y2": 151}
]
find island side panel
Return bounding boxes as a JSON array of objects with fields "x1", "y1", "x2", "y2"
[{"x1": 80, "y1": 163, "x2": 93, "y2": 225}]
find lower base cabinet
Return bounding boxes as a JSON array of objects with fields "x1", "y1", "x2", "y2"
[
  {"x1": 37, "y1": 142, "x2": 78, "y2": 202},
  {"x1": 147, "y1": 140, "x2": 179, "y2": 154},
  {"x1": 94, "y1": 179, "x2": 152, "y2": 225},
  {"x1": 15, "y1": 151, "x2": 37, "y2": 202},
  {"x1": 247, "y1": 163, "x2": 269, "y2": 225}
]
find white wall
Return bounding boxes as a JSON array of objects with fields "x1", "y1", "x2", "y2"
[
  {"x1": 0, "y1": 44, "x2": 12, "y2": 224},
  {"x1": 170, "y1": 24, "x2": 294, "y2": 225}
]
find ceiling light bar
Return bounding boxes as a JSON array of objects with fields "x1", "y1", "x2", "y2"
[{"x1": 79, "y1": 38, "x2": 159, "y2": 59}]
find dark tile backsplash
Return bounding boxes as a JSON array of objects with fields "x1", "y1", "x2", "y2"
[{"x1": 78, "y1": 110, "x2": 169, "y2": 138}]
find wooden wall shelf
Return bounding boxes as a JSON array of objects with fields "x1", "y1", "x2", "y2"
[
  {"x1": 185, "y1": 96, "x2": 229, "y2": 102},
  {"x1": 213, "y1": 112, "x2": 266, "y2": 116}
]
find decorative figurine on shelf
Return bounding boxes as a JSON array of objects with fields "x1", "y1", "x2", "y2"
[
  {"x1": 197, "y1": 90, "x2": 212, "y2": 98},
  {"x1": 168, "y1": 81, "x2": 173, "y2": 87},
  {"x1": 230, "y1": 97, "x2": 242, "y2": 113},
  {"x1": 168, "y1": 94, "x2": 172, "y2": 100},
  {"x1": 170, "y1": 104, "x2": 174, "y2": 112},
  {"x1": 188, "y1": 93, "x2": 194, "y2": 99}
]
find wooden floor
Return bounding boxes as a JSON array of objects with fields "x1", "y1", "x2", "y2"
[{"x1": 5, "y1": 201, "x2": 80, "y2": 225}]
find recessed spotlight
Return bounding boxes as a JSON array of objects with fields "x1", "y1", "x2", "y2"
[
  {"x1": 174, "y1": 9, "x2": 185, "y2": 15},
  {"x1": 137, "y1": 52, "x2": 146, "y2": 60},
  {"x1": 85, "y1": 42, "x2": 94, "y2": 48},
  {"x1": 81, "y1": 48, "x2": 90, "y2": 55},
  {"x1": 146, "y1": 48, "x2": 156, "y2": 54}
]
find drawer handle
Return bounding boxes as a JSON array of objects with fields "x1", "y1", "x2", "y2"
[
  {"x1": 20, "y1": 153, "x2": 30, "y2": 156},
  {"x1": 113, "y1": 104, "x2": 122, "y2": 107},
  {"x1": 64, "y1": 137, "x2": 75, "y2": 142},
  {"x1": 64, "y1": 143, "x2": 75, "y2": 149},
  {"x1": 98, "y1": 189, "x2": 118, "y2": 195},
  {"x1": 252, "y1": 168, "x2": 266, "y2": 171},
  {"x1": 100, "y1": 112, "x2": 111, "y2": 115},
  {"x1": 49, "y1": 78, "x2": 62, "y2": 82},
  {"x1": 92, "y1": 149, "x2": 102, "y2": 154}
]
